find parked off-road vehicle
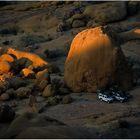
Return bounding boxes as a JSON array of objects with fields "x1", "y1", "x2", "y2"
[
  {"x1": 110, "y1": 87, "x2": 128, "y2": 103},
  {"x1": 97, "y1": 90, "x2": 114, "y2": 103}
]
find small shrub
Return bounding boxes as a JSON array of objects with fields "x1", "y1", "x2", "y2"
[
  {"x1": 0, "y1": 26, "x2": 19, "y2": 36},
  {"x1": 16, "y1": 34, "x2": 51, "y2": 47}
]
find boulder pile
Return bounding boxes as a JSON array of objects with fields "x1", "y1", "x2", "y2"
[
  {"x1": 0, "y1": 48, "x2": 53, "y2": 100},
  {"x1": 0, "y1": 47, "x2": 71, "y2": 106}
]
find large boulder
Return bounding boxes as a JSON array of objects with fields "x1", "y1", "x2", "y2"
[{"x1": 64, "y1": 27, "x2": 132, "y2": 92}]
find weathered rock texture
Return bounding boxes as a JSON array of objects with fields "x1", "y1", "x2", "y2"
[{"x1": 64, "y1": 27, "x2": 132, "y2": 92}]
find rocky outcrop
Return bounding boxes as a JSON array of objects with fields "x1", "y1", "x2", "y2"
[
  {"x1": 7, "y1": 48, "x2": 48, "y2": 68},
  {"x1": 64, "y1": 27, "x2": 132, "y2": 92},
  {"x1": 84, "y1": 2, "x2": 127, "y2": 24}
]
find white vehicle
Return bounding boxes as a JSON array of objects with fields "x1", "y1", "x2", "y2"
[
  {"x1": 112, "y1": 92, "x2": 127, "y2": 103},
  {"x1": 98, "y1": 92, "x2": 114, "y2": 103}
]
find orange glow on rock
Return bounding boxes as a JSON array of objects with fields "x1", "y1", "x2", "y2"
[
  {"x1": 134, "y1": 29, "x2": 140, "y2": 34},
  {"x1": 64, "y1": 27, "x2": 132, "y2": 92},
  {"x1": 22, "y1": 68, "x2": 34, "y2": 77},
  {"x1": 0, "y1": 61, "x2": 11, "y2": 75},
  {"x1": 0, "y1": 54, "x2": 14, "y2": 63},
  {"x1": 7, "y1": 48, "x2": 48, "y2": 68}
]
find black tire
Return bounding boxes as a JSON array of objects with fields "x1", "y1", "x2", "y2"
[{"x1": 99, "y1": 98, "x2": 102, "y2": 101}]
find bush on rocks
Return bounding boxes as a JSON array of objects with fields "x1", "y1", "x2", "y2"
[
  {"x1": 0, "y1": 26, "x2": 19, "y2": 36},
  {"x1": 67, "y1": 13, "x2": 86, "y2": 24},
  {"x1": 16, "y1": 34, "x2": 50, "y2": 48},
  {"x1": 44, "y1": 49, "x2": 66, "y2": 59},
  {"x1": 47, "y1": 63, "x2": 60, "y2": 73},
  {"x1": 6, "y1": 88, "x2": 15, "y2": 98},
  {"x1": 59, "y1": 86, "x2": 70, "y2": 95},
  {"x1": 56, "y1": 21, "x2": 71, "y2": 32},
  {"x1": 72, "y1": 20, "x2": 86, "y2": 28}
]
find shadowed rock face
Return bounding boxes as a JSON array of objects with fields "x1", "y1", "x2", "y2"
[
  {"x1": 64, "y1": 27, "x2": 132, "y2": 92},
  {"x1": 0, "y1": 104, "x2": 15, "y2": 123}
]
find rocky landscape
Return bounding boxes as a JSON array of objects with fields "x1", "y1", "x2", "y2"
[{"x1": 0, "y1": 1, "x2": 140, "y2": 138}]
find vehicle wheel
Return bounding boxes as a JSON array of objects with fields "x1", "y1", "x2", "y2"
[
  {"x1": 120, "y1": 100, "x2": 123, "y2": 103},
  {"x1": 107, "y1": 101, "x2": 110, "y2": 104},
  {"x1": 99, "y1": 98, "x2": 102, "y2": 101}
]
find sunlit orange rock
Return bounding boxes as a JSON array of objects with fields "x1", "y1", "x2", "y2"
[
  {"x1": 119, "y1": 28, "x2": 140, "y2": 42},
  {"x1": 7, "y1": 48, "x2": 48, "y2": 68},
  {"x1": 21, "y1": 68, "x2": 35, "y2": 78},
  {"x1": 0, "y1": 61, "x2": 11, "y2": 75},
  {"x1": 0, "y1": 54, "x2": 14, "y2": 63},
  {"x1": 64, "y1": 27, "x2": 132, "y2": 92}
]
